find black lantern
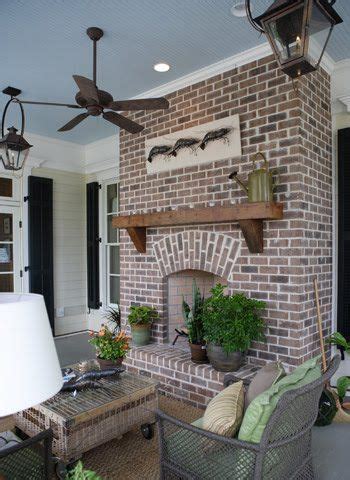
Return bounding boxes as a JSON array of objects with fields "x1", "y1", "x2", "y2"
[
  {"x1": 246, "y1": 0, "x2": 343, "y2": 78},
  {"x1": 0, "y1": 97, "x2": 32, "y2": 171}
]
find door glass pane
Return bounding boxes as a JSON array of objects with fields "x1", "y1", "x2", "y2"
[
  {"x1": 107, "y1": 184, "x2": 119, "y2": 214},
  {"x1": 0, "y1": 244, "x2": 13, "y2": 272},
  {"x1": 109, "y1": 276, "x2": 120, "y2": 304},
  {"x1": 108, "y1": 215, "x2": 119, "y2": 243},
  {"x1": 109, "y1": 246, "x2": 120, "y2": 274},
  {"x1": 0, "y1": 178, "x2": 12, "y2": 198},
  {"x1": 0, "y1": 274, "x2": 13, "y2": 292},
  {"x1": 0, "y1": 213, "x2": 13, "y2": 241}
]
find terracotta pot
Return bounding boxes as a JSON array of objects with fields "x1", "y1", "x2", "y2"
[
  {"x1": 189, "y1": 342, "x2": 209, "y2": 364},
  {"x1": 97, "y1": 356, "x2": 123, "y2": 370},
  {"x1": 131, "y1": 324, "x2": 151, "y2": 346},
  {"x1": 206, "y1": 343, "x2": 244, "y2": 372}
]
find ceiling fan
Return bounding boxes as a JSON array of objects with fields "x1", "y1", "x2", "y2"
[{"x1": 18, "y1": 27, "x2": 169, "y2": 134}]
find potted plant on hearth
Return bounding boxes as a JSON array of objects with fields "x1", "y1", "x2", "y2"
[
  {"x1": 182, "y1": 279, "x2": 208, "y2": 364},
  {"x1": 89, "y1": 325, "x2": 130, "y2": 369},
  {"x1": 202, "y1": 283, "x2": 266, "y2": 372},
  {"x1": 128, "y1": 305, "x2": 159, "y2": 346}
]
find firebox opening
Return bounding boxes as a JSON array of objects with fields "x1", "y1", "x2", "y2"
[{"x1": 166, "y1": 269, "x2": 222, "y2": 348}]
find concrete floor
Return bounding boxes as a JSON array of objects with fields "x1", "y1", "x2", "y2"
[
  {"x1": 54, "y1": 333, "x2": 348, "y2": 480},
  {"x1": 55, "y1": 331, "x2": 95, "y2": 367}
]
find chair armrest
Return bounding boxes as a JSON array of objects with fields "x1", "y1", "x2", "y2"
[
  {"x1": 223, "y1": 374, "x2": 251, "y2": 388},
  {"x1": 156, "y1": 409, "x2": 259, "y2": 452}
]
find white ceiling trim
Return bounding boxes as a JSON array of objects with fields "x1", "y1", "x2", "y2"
[
  {"x1": 339, "y1": 96, "x2": 350, "y2": 112},
  {"x1": 133, "y1": 42, "x2": 335, "y2": 100},
  {"x1": 133, "y1": 43, "x2": 272, "y2": 99}
]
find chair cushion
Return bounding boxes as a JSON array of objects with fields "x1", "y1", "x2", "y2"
[
  {"x1": 238, "y1": 356, "x2": 321, "y2": 443},
  {"x1": 203, "y1": 381, "x2": 244, "y2": 437},
  {"x1": 245, "y1": 361, "x2": 285, "y2": 409}
]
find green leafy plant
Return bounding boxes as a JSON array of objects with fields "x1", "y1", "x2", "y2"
[
  {"x1": 182, "y1": 279, "x2": 205, "y2": 344},
  {"x1": 202, "y1": 283, "x2": 266, "y2": 354},
  {"x1": 327, "y1": 332, "x2": 350, "y2": 352},
  {"x1": 327, "y1": 332, "x2": 350, "y2": 405},
  {"x1": 104, "y1": 305, "x2": 121, "y2": 334},
  {"x1": 89, "y1": 326, "x2": 130, "y2": 360},
  {"x1": 337, "y1": 376, "x2": 350, "y2": 404},
  {"x1": 128, "y1": 305, "x2": 159, "y2": 326},
  {"x1": 66, "y1": 461, "x2": 103, "y2": 480}
]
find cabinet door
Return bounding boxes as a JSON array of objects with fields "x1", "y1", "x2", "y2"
[{"x1": 0, "y1": 206, "x2": 21, "y2": 292}]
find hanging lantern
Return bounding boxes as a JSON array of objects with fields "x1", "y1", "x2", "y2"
[
  {"x1": 245, "y1": 0, "x2": 343, "y2": 78},
  {"x1": 0, "y1": 97, "x2": 32, "y2": 171}
]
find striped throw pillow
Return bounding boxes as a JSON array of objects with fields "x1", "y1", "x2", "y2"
[{"x1": 203, "y1": 381, "x2": 244, "y2": 437}]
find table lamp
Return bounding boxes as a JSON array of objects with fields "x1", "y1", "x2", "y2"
[{"x1": 0, "y1": 293, "x2": 63, "y2": 417}]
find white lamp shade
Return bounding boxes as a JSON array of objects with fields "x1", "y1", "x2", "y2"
[{"x1": 0, "y1": 293, "x2": 63, "y2": 416}]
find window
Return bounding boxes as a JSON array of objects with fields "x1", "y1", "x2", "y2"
[{"x1": 104, "y1": 181, "x2": 120, "y2": 306}]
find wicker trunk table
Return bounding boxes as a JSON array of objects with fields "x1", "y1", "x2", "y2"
[{"x1": 14, "y1": 370, "x2": 158, "y2": 465}]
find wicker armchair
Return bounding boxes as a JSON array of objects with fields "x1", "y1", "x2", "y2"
[
  {"x1": 0, "y1": 428, "x2": 53, "y2": 480},
  {"x1": 156, "y1": 355, "x2": 340, "y2": 480}
]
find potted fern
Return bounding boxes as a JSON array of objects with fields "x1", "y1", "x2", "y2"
[
  {"x1": 128, "y1": 305, "x2": 159, "y2": 346},
  {"x1": 328, "y1": 332, "x2": 350, "y2": 421},
  {"x1": 182, "y1": 280, "x2": 208, "y2": 364},
  {"x1": 202, "y1": 283, "x2": 266, "y2": 371}
]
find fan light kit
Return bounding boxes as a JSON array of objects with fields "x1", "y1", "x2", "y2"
[
  {"x1": 6, "y1": 27, "x2": 169, "y2": 135},
  {"x1": 245, "y1": 0, "x2": 343, "y2": 79},
  {"x1": 154, "y1": 63, "x2": 171, "y2": 72}
]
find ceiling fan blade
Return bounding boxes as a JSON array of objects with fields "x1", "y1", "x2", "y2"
[
  {"x1": 20, "y1": 100, "x2": 81, "y2": 109},
  {"x1": 109, "y1": 97, "x2": 169, "y2": 111},
  {"x1": 103, "y1": 111, "x2": 144, "y2": 134},
  {"x1": 58, "y1": 112, "x2": 89, "y2": 132},
  {"x1": 72, "y1": 75, "x2": 99, "y2": 103}
]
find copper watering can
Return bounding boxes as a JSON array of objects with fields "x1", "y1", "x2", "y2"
[{"x1": 229, "y1": 152, "x2": 277, "y2": 203}]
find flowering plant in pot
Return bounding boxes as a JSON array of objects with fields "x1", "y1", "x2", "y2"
[
  {"x1": 89, "y1": 325, "x2": 130, "y2": 369},
  {"x1": 182, "y1": 279, "x2": 208, "y2": 364},
  {"x1": 202, "y1": 283, "x2": 266, "y2": 372},
  {"x1": 128, "y1": 305, "x2": 159, "y2": 346}
]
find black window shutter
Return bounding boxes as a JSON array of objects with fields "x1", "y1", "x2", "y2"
[
  {"x1": 28, "y1": 176, "x2": 54, "y2": 332},
  {"x1": 338, "y1": 128, "x2": 350, "y2": 339},
  {"x1": 87, "y1": 182, "x2": 100, "y2": 309}
]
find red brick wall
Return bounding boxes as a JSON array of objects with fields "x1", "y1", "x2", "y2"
[{"x1": 118, "y1": 54, "x2": 332, "y2": 368}]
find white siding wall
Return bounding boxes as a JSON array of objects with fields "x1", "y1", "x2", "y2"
[{"x1": 32, "y1": 167, "x2": 87, "y2": 335}]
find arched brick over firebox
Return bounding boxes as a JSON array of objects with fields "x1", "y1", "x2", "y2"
[{"x1": 153, "y1": 230, "x2": 240, "y2": 280}]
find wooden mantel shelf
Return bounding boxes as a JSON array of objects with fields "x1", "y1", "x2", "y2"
[{"x1": 112, "y1": 202, "x2": 283, "y2": 254}]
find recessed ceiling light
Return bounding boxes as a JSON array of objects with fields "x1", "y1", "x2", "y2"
[
  {"x1": 154, "y1": 62, "x2": 170, "y2": 73},
  {"x1": 231, "y1": 2, "x2": 247, "y2": 17}
]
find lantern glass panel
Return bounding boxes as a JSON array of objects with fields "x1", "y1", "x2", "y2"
[
  {"x1": 307, "y1": 2, "x2": 333, "y2": 68},
  {"x1": 0, "y1": 145, "x2": 30, "y2": 171},
  {"x1": 265, "y1": 5, "x2": 305, "y2": 64}
]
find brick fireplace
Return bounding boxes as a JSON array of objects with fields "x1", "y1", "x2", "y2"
[{"x1": 119, "y1": 54, "x2": 333, "y2": 406}]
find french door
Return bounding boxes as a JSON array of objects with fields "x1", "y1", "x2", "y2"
[{"x1": 0, "y1": 205, "x2": 21, "y2": 292}]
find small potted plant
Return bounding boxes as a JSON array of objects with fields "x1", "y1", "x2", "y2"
[
  {"x1": 89, "y1": 325, "x2": 130, "y2": 369},
  {"x1": 182, "y1": 280, "x2": 208, "y2": 364},
  {"x1": 128, "y1": 305, "x2": 159, "y2": 346},
  {"x1": 202, "y1": 283, "x2": 266, "y2": 372}
]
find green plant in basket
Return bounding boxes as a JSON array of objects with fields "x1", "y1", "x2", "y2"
[
  {"x1": 202, "y1": 283, "x2": 266, "y2": 372},
  {"x1": 66, "y1": 461, "x2": 103, "y2": 480},
  {"x1": 89, "y1": 325, "x2": 130, "y2": 361}
]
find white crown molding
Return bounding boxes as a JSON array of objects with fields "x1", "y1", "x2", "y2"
[
  {"x1": 84, "y1": 134, "x2": 119, "y2": 174},
  {"x1": 339, "y1": 96, "x2": 350, "y2": 112},
  {"x1": 133, "y1": 43, "x2": 273, "y2": 99}
]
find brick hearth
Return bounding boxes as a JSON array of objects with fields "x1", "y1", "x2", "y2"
[{"x1": 124, "y1": 344, "x2": 259, "y2": 408}]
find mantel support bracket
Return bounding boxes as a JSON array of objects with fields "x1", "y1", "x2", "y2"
[{"x1": 238, "y1": 219, "x2": 263, "y2": 253}]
